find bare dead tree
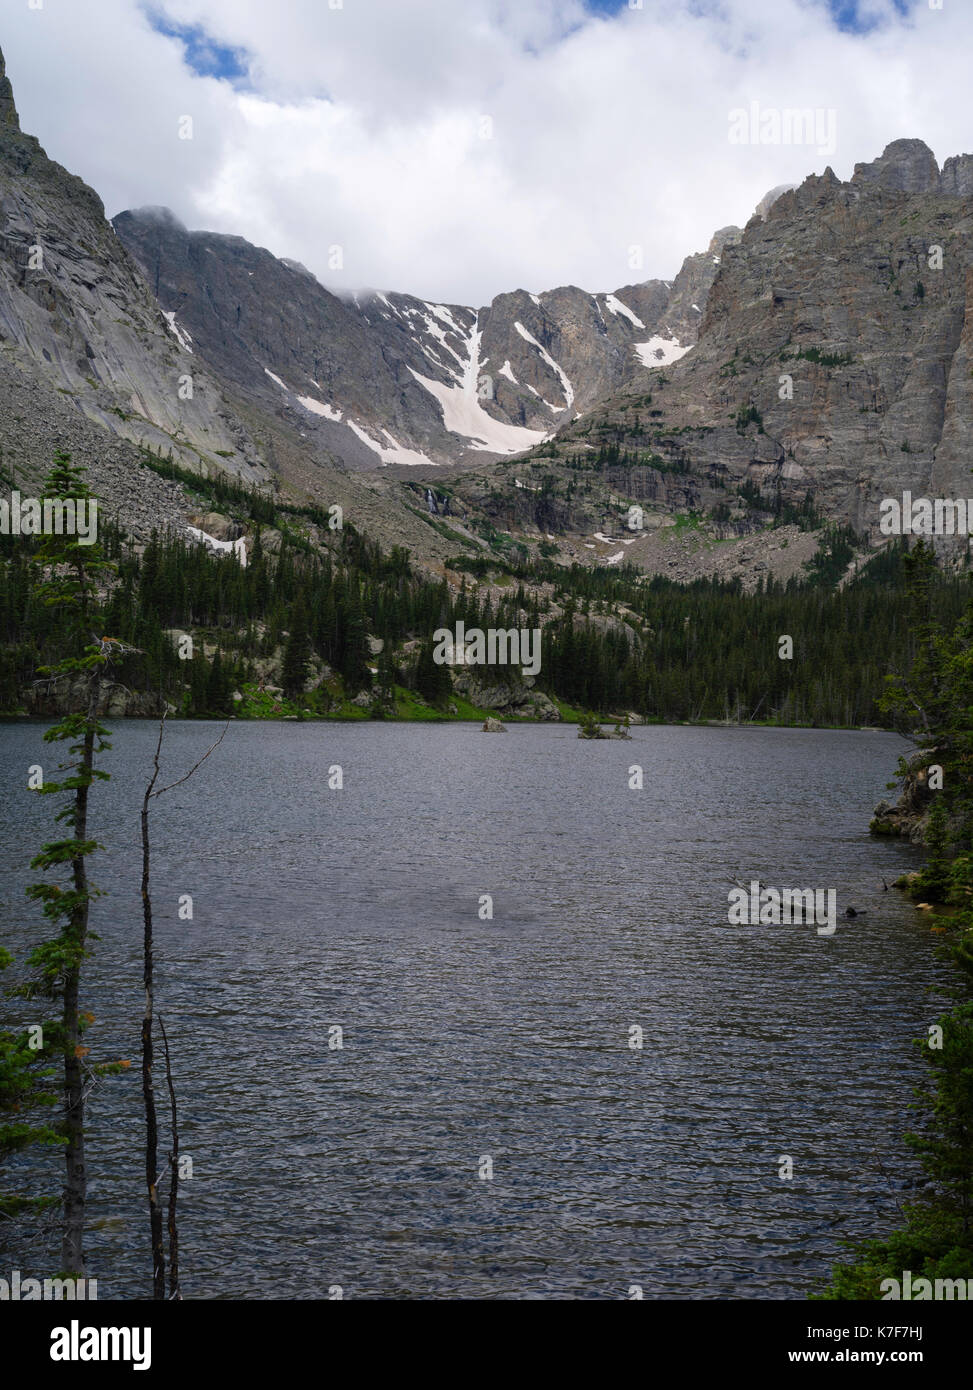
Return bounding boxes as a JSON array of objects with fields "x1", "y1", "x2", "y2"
[
  {"x1": 140, "y1": 715, "x2": 227, "y2": 1299},
  {"x1": 158, "y1": 1014, "x2": 181, "y2": 1301},
  {"x1": 141, "y1": 720, "x2": 166, "y2": 1299}
]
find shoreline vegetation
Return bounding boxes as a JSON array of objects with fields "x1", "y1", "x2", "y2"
[
  {"x1": 3, "y1": 454, "x2": 973, "y2": 730},
  {"x1": 818, "y1": 540, "x2": 973, "y2": 1298},
  {"x1": 0, "y1": 705, "x2": 915, "y2": 729}
]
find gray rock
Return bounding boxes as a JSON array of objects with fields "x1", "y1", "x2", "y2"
[
  {"x1": 0, "y1": 53, "x2": 270, "y2": 493},
  {"x1": 851, "y1": 139, "x2": 940, "y2": 195},
  {"x1": 940, "y1": 153, "x2": 973, "y2": 197},
  {"x1": 112, "y1": 201, "x2": 739, "y2": 469},
  {"x1": 533, "y1": 137, "x2": 973, "y2": 547},
  {"x1": 0, "y1": 45, "x2": 19, "y2": 130},
  {"x1": 192, "y1": 511, "x2": 242, "y2": 541},
  {"x1": 755, "y1": 184, "x2": 798, "y2": 221}
]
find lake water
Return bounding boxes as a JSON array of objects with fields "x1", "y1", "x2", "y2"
[{"x1": 0, "y1": 720, "x2": 949, "y2": 1299}]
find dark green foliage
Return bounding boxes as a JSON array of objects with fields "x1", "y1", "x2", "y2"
[
  {"x1": 735, "y1": 403, "x2": 763, "y2": 434},
  {"x1": 880, "y1": 539, "x2": 973, "y2": 872},
  {"x1": 578, "y1": 709, "x2": 603, "y2": 738},
  {"x1": 820, "y1": 545, "x2": 973, "y2": 1298},
  {"x1": 0, "y1": 947, "x2": 62, "y2": 1219},
  {"x1": 281, "y1": 592, "x2": 312, "y2": 700},
  {"x1": 16, "y1": 456, "x2": 120, "y2": 1273},
  {"x1": 3, "y1": 489, "x2": 970, "y2": 728},
  {"x1": 802, "y1": 524, "x2": 859, "y2": 587},
  {"x1": 205, "y1": 647, "x2": 233, "y2": 715},
  {"x1": 414, "y1": 639, "x2": 452, "y2": 709},
  {"x1": 736, "y1": 478, "x2": 822, "y2": 528},
  {"x1": 556, "y1": 441, "x2": 689, "y2": 477},
  {"x1": 781, "y1": 346, "x2": 855, "y2": 368}
]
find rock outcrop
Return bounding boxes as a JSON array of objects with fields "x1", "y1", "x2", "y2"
[
  {"x1": 870, "y1": 751, "x2": 940, "y2": 843},
  {"x1": 25, "y1": 676, "x2": 166, "y2": 719},
  {"x1": 0, "y1": 46, "x2": 19, "y2": 130},
  {"x1": 8, "y1": 33, "x2": 973, "y2": 594},
  {"x1": 452, "y1": 669, "x2": 561, "y2": 720}
]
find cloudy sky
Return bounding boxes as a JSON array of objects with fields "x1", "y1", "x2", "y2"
[{"x1": 2, "y1": 0, "x2": 971, "y2": 304}]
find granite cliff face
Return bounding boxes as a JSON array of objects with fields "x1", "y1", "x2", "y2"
[
  {"x1": 0, "y1": 49, "x2": 480, "y2": 560},
  {"x1": 540, "y1": 140, "x2": 973, "y2": 541},
  {"x1": 0, "y1": 49, "x2": 268, "y2": 491}
]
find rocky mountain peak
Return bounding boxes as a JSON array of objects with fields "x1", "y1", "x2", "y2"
[
  {"x1": 754, "y1": 185, "x2": 798, "y2": 221},
  {"x1": 851, "y1": 138, "x2": 940, "y2": 194},
  {"x1": 0, "y1": 47, "x2": 20, "y2": 131},
  {"x1": 708, "y1": 225, "x2": 742, "y2": 256},
  {"x1": 940, "y1": 152, "x2": 973, "y2": 197},
  {"x1": 125, "y1": 204, "x2": 187, "y2": 232}
]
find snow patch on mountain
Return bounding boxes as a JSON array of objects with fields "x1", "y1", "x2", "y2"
[
  {"x1": 264, "y1": 367, "x2": 289, "y2": 390},
  {"x1": 603, "y1": 294, "x2": 645, "y2": 329},
  {"x1": 499, "y1": 360, "x2": 517, "y2": 383},
  {"x1": 416, "y1": 311, "x2": 465, "y2": 375},
  {"x1": 633, "y1": 336, "x2": 691, "y2": 368},
  {"x1": 410, "y1": 315, "x2": 548, "y2": 454},
  {"x1": 187, "y1": 526, "x2": 247, "y2": 566},
  {"x1": 594, "y1": 532, "x2": 640, "y2": 545},
  {"x1": 514, "y1": 321, "x2": 574, "y2": 409},
  {"x1": 163, "y1": 311, "x2": 193, "y2": 354},
  {"x1": 346, "y1": 420, "x2": 436, "y2": 467},
  {"x1": 526, "y1": 384, "x2": 565, "y2": 413},
  {"x1": 424, "y1": 302, "x2": 465, "y2": 335},
  {"x1": 297, "y1": 395, "x2": 343, "y2": 421}
]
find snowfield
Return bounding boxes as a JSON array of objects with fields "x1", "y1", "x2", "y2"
[
  {"x1": 634, "y1": 336, "x2": 691, "y2": 367},
  {"x1": 297, "y1": 395, "x2": 343, "y2": 421},
  {"x1": 410, "y1": 315, "x2": 548, "y2": 453},
  {"x1": 187, "y1": 526, "x2": 247, "y2": 567},
  {"x1": 163, "y1": 311, "x2": 193, "y2": 354},
  {"x1": 346, "y1": 421, "x2": 437, "y2": 467},
  {"x1": 604, "y1": 293, "x2": 645, "y2": 329}
]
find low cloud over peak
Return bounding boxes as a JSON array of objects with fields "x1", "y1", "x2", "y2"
[{"x1": 2, "y1": 0, "x2": 970, "y2": 303}]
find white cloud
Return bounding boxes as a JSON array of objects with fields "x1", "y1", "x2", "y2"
[{"x1": 2, "y1": 0, "x2": 971, "y2": 305}]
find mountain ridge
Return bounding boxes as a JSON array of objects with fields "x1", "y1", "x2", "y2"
[
  {"x1": 4, "y1": 39, "x2": 973, "y2": 593},
  {"x1": 514, "y1": 136, "x2": 973, "y2": 551},
  {"x1": 111, "y1": 204, "x2": 736, "y2": 475}
]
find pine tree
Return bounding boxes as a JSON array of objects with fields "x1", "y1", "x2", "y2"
[
  {"x1": 205, "y1": 647, "x2": 231, "y2": 716},
  {"x1": 415, "y1": 639, "x2": 452, "y2": 708},
  {"x1": 281, "y1": 592, "x2": 312, "y2": 699},
  {"x1": 23, "y1": 455, "x2": 119, "y2": 1278}
]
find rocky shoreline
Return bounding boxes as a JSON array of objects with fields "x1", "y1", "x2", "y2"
[{"x1": 870, "y1": 749, "x2": 939, "y2": 845}]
